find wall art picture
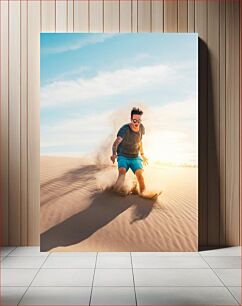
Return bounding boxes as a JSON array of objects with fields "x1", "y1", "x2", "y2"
[{"x1": 40, "y1": 33, "x2": 198, "y2": 252}]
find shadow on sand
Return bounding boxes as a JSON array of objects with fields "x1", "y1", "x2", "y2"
[
  {"x1": 40, "y1": 165, "x2": 106, "y2": 207},
  {"x1": 41, "y1": 189, "x2": 157, "y2": 251}
]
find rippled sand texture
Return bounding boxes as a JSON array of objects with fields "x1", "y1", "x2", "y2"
[{"x1": 40, "y1": 156, "x2": 198, "y2": 252}]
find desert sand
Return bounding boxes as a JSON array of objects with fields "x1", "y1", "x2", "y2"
[{"x1": 40, "y1": 156, "x2": 198, "y2": 252}]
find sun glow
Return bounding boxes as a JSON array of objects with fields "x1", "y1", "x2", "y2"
[{"x1": 143, "y1": 130, "x2": 196, "y2": 166}]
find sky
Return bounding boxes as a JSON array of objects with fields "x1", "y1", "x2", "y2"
[{"x1": 40, "y1": 33, "x2": 198, "y2": 165}]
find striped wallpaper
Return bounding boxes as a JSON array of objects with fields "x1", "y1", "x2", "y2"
[{"x1": 0, "y1": 0, "x2": 240, "y2": 247}]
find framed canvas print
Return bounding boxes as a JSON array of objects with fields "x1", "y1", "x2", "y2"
[{"x1": 40, "y1": 33, "x2": 198, "y2": 252}]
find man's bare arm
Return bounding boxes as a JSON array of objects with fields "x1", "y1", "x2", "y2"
[
  {"x1": 140, "y1": 141, "x2": 148, "y2": 165},
  {"x1": 139, "y1": 141, "x2": 145, "y2": 157},
  {"x1": 112, "y1": 136, "x2": 123, "y2": 156},
  {"x1": 111, "y1": 136, "x2": 123, "y2": 163}
]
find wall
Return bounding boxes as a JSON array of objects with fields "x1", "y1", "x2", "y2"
[{"x1": 0, "y1": 0, "x2": 240, "y2": 247}]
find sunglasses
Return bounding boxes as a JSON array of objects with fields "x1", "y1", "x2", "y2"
[{"x1": 132, "y1": 119, "x2": 141, "y2": 124}]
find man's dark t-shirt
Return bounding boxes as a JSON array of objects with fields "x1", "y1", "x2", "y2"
[{"x1": 117, "y1": 123, "x2": 145, "y2": 158}]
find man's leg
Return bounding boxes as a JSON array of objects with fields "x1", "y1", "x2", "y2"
[
  {"x1": 115, "y1": 167, "x2": 126, "y2": 188},
  {"x1": 135, "y1": 169, "x2": 146, "y2": 193},
  {"x1": 135, "y1": 168, "x2": 161, "y2": 200},
  {"x1": 113, "y1": 167, "x2": 127, "y2": 194}
]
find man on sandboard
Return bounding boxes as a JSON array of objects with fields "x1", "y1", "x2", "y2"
[{"x1": 110, "y1": 107, "x2": 160, "y2": 199}]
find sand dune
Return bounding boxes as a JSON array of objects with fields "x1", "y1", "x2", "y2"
[{"x1": 40, "y1": 156, "x2": 198, "y2": 252}]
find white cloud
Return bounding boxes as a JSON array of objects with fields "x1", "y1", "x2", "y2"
[
  {"x1": 43, "y1": 66, "x2": 89, "y2": 84},
  {"x1": 41, "y1": 111, "x2": 114, "y2": 155},
  {"x1": 134, "y1": 53, "x2": 153, "y2": 61},
  {"x1": 42, "y1": 34, "x2": 116, "y2": 55},
  {"x1": 41, "y1": 97, "x2": 198, "y2": 165},
  {"x1": 41, "y1": 63, "x2": 179, "y2": 108}
]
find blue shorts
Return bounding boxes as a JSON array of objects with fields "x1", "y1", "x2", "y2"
[{"x1": 117, "y1": 155, "x2": 143, "y2": 174}]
